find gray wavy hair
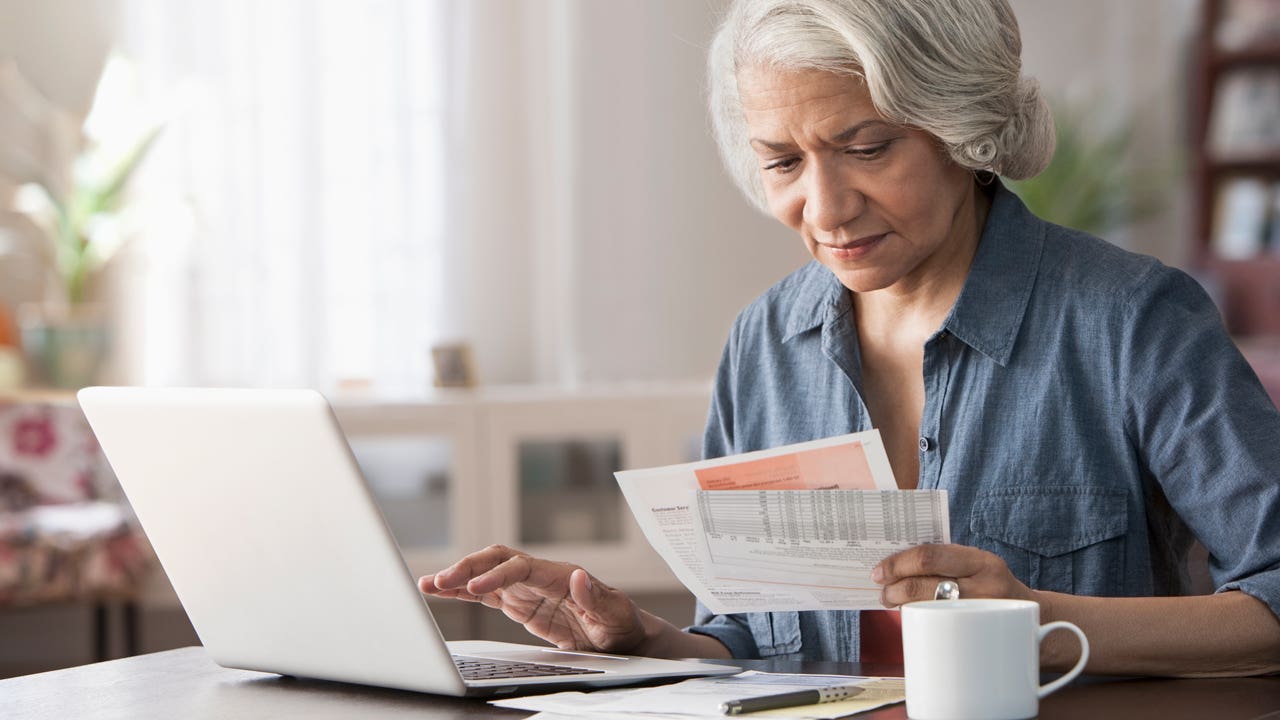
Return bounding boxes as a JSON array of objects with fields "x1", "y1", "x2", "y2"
[{"x1": 708, "y1": 0, "x2": 1056, "y2": 213}]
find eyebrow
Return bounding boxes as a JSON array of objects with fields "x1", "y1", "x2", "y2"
[{"x1": 749, "y1": 120, "x2": 893, "y2": 152}]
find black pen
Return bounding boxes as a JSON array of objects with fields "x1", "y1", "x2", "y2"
[{"x1": 720, "y1": 684, "x2": 866, "y2": 715}]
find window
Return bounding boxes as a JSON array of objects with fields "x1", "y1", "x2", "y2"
[{"x1": 119, "y1": 0, "x2": 458, "y2": 394}]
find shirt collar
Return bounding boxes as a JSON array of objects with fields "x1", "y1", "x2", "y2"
[
  {"x1": 942, "y1": 182, "x2": 1044, "y2": 366},
  {"x1": 783, "y1": 262, "x2": 850, "y2": 342},
  {"x1": 781, "y1": 181, "x2": 1044, "y2": 367}
]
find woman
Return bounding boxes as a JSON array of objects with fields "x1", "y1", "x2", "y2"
[{"x1": 420, "y1": 0, "x2": 1280, "y2": 676}]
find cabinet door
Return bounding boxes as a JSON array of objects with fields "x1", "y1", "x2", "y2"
[
  {"x1": 332, "y1": 401, "x2": 482, "y2": 575},
  {"x1": 482, "y1": 390, "x2": 708, "y2": 592}
]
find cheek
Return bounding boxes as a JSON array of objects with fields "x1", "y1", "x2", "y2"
[
  {"x1": 764, "y1": 184, "x2": 803, "y2": 231},
  {"x1": 895, "y1": 159, "x2": 968, "y2": 226},
  {"x1": 876, "y1": 178, "x2": 945, "y2": 234}
]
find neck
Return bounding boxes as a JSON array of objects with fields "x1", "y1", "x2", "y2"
[{"x1": 854, "y1": 181, "x2": 991, "y2": 340}]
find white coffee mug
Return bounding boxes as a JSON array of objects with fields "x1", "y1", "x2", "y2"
[{"x1": 901, "y1": 598, "x2": 1089, "y2": 720}]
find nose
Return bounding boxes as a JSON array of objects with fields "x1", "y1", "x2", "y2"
[{"x1": 801, "y1": 159, "x2": 862, "y2": 233}]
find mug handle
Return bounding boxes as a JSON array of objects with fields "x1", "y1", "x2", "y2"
[{"x1": 1036, "y1": 621, "x2": 1090, "y2": 699}]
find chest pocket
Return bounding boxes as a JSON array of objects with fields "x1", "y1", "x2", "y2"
[
  {"x1": 969, "y1": 486, "x2": 1128, "y2": 595},
  {"x1": 747, "y1": 611, "x2": 802, "y2": 657}
]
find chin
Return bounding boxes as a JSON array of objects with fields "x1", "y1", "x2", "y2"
[{"x1": 826, "y1": 265, "x2": 898, "y2": 294}]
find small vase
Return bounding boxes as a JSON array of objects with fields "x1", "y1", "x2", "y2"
[{"x1": 17, "y1": 303, "x2": 110, "y2": 389}]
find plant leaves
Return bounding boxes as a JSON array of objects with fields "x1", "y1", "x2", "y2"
[{"x1": 1006, "y1": 101, "x2": 1171, "y2": 236}]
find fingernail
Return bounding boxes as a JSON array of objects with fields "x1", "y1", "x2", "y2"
[
  {"x1": 583, "y1": 572, "x2": 593, "y2": 592},
  {"x1": 871, "y1": 565, "x2": 884, "y2": 584}
]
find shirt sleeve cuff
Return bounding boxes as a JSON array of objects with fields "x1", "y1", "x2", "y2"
[
  {"x1": 1218, "y1": 567, "x2": 1280, "y2": 622},
  {"x1": 686, "y1": 606, "x2": 759, "y2": 659}
]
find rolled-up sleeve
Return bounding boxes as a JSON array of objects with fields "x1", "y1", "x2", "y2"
[
  {"x1": 1122, "y1": 267, "x2": 1280, "y2": 618},
  {"x1": 686, "y1": 601, "x2": 760, "y2": 659}
]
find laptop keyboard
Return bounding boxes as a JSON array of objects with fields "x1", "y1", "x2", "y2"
[{"x1": 452, "y1": 654, "x2": 606, "y2": 681}]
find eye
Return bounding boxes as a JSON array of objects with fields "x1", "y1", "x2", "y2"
[
  {"x1": 762, "y1": 157, "x2": 801, "y2": 174},
  {"x1": 846, "y1": 141, "x2": 892, "y2": 160}
]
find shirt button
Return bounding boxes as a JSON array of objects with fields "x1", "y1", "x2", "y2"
[{"x1": 918, "y1": 436, "x2": 933, "y2": 452}]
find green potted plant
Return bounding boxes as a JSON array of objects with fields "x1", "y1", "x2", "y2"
[
  {"x1": 0, "y1": 58, "x2": 158, "y2": 388},
  {"x1": 23, "y1": 126, "x2": 159, "y2": 308}
]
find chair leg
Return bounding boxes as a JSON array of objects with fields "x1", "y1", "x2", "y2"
[
  {"x1": 123, "y1": 601, "x2": 140, "y2": 657},
  {"x1": 93, "y1": 603, "x2": 109, "y2": 662}
]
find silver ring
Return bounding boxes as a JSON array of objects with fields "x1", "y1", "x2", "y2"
[{"x1": 934, "y1": 580, "x2": 960, "y2": 601}]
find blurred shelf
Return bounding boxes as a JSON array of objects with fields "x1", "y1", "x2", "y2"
[
  {"x1": 1193, "y1": 0, "x2": 1280, "y2": 336},
  {"x1": 1205, "y1": 153, "x2": 1280, "y2": 174},
  {"x1": 1203, "y1": 257, "x2": 1280, "y2": 335},
  {"x1": 1211, "y1": 44, "x2": 1280, "y2": 72},
  {"x1": 0, "y1": 389, "x2": 80, "y2": 405}
]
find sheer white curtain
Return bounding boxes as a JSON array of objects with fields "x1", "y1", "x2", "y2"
[{"x1": 118, "y1": 0, "x2": 460, "y2": 394}]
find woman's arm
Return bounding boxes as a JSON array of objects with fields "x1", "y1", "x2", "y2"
[
  {"x1": 874, "y1": 544, "x2": 1280, "y2": 677},
  {"x1": 1036, "y1": 589, "x2": 1280, "y2": 677},
  {"x1": 633, "y1": 611, "x2": 735, "y2": 659},
  {"x1": 1099, "y1": 267, "x2": 1280, "y2": 675}
]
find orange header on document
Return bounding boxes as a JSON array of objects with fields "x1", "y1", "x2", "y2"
[{"x1": 694, "y1": 442, "x2": 875, "y2": 491}]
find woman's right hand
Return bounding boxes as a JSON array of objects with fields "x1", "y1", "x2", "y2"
[{"x1": 418, "y1": 544, "x2": 648, "y2": 654}]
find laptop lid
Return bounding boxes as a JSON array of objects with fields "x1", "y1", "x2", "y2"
[{"x1": 77, "y1": 387, "x2": 737, "y2": 695}]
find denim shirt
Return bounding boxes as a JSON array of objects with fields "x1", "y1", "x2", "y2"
[{"x1": 687, "y1": 184, "x2": 1280, "y2": 661}]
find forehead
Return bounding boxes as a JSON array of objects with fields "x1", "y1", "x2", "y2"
[{"x1": 737, "y1": 66, "x2": 880, "y2": 127}]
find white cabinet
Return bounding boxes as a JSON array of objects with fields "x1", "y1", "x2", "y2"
[
  {"x1": 329, "y1": 398, "x2": 484, "y2": 576},
  {"x1": 331, "y1": 384, "x2": 711, "y2": 593}
]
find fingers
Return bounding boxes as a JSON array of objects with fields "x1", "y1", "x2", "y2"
[
  {"x1": 567, "y1": 568, "x2": 645, "y2": 649},
  {"x1": 422, "y1": 547, "x2": 643, "y2": 653},
  {"x1": 872, "y1": 545, "x2": 1028, "y2": 607},
  {"x1": 567, "y1": 568, "x2": 620, "y2": 622},
  {"x1": 418, "y1": 574, "x2": 438, "y2": 594},
  {"x1": 877, "y1": 574, "x2": 954, "y2": 608},
  {"x1": 431, "y1": 544, "x2": 528, "y2": 590},
  {"x1": 418, "y1": 573, "x2": 485, "y2": 603},
  {"x1": 426, "y1": 544, "x2": 582, "y2": 597},
  {"x1": 468, "y1": 554, "x2": 578, "y2": 595},
  {"x1": 873, "y1": 544, "x2": 988, "y2": 585},
  {"x1": 567, "y1": 568, "x2": 595, "y2": 608}
]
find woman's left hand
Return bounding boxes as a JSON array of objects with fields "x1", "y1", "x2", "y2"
[{"x1": 872, "y1": 544, "x2": 1038, "y2": 608}]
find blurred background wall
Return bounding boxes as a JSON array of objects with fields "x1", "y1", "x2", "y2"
[{"x1": 0, "y1": 0, "x2": 1203, "y2": 393}]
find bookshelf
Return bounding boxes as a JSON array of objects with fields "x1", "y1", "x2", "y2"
[{"x1": 1192, "y1": 0, "x2": 1280, "y2": 334}]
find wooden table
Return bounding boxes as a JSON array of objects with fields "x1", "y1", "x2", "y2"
[{"x1": 4, "y1": 647, "x2": 1279, "y2": 719}]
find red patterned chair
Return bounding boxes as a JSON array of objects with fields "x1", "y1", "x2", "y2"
[{"x1": 0, "y1": 396, "x2": 151, "y2": 660}]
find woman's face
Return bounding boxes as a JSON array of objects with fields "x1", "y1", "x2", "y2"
[{"x1": 738, "y1": 67, "x2": 981, "y2": 295}]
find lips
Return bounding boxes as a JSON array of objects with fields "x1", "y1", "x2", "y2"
[{"x1": 824, "y1": 233, "x2": 887, "y2": 260}]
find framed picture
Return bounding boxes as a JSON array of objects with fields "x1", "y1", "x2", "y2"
[{"x1": 430, "y1": 342, "x2": 476, "y2": 388}]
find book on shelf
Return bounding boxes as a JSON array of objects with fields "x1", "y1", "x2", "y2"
[
  {"x1": 1208, "y1": 68, "x2": 1280, "y2": 159},
  {"x1": 1269, "y1": 181, "x2": 1280, "y2": 253},
  {"x1": 1212, "y1": 177, "x2": 1272, "y2": 260},
  {"x1": 1215, "y1": 0, "x2": 1280, "y2": 52}
]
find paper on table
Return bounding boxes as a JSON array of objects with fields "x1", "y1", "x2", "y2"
[
  {"x1": 615, "y1": 430, "x2": 950, "y2": 613},
  {"x1": 492, "y1": 670, "x2": 905, "y2": 719}
]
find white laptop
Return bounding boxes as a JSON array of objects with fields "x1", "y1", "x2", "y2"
[{"x1": 77, "y1": 386, "x2": 738, "y2": 696}]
